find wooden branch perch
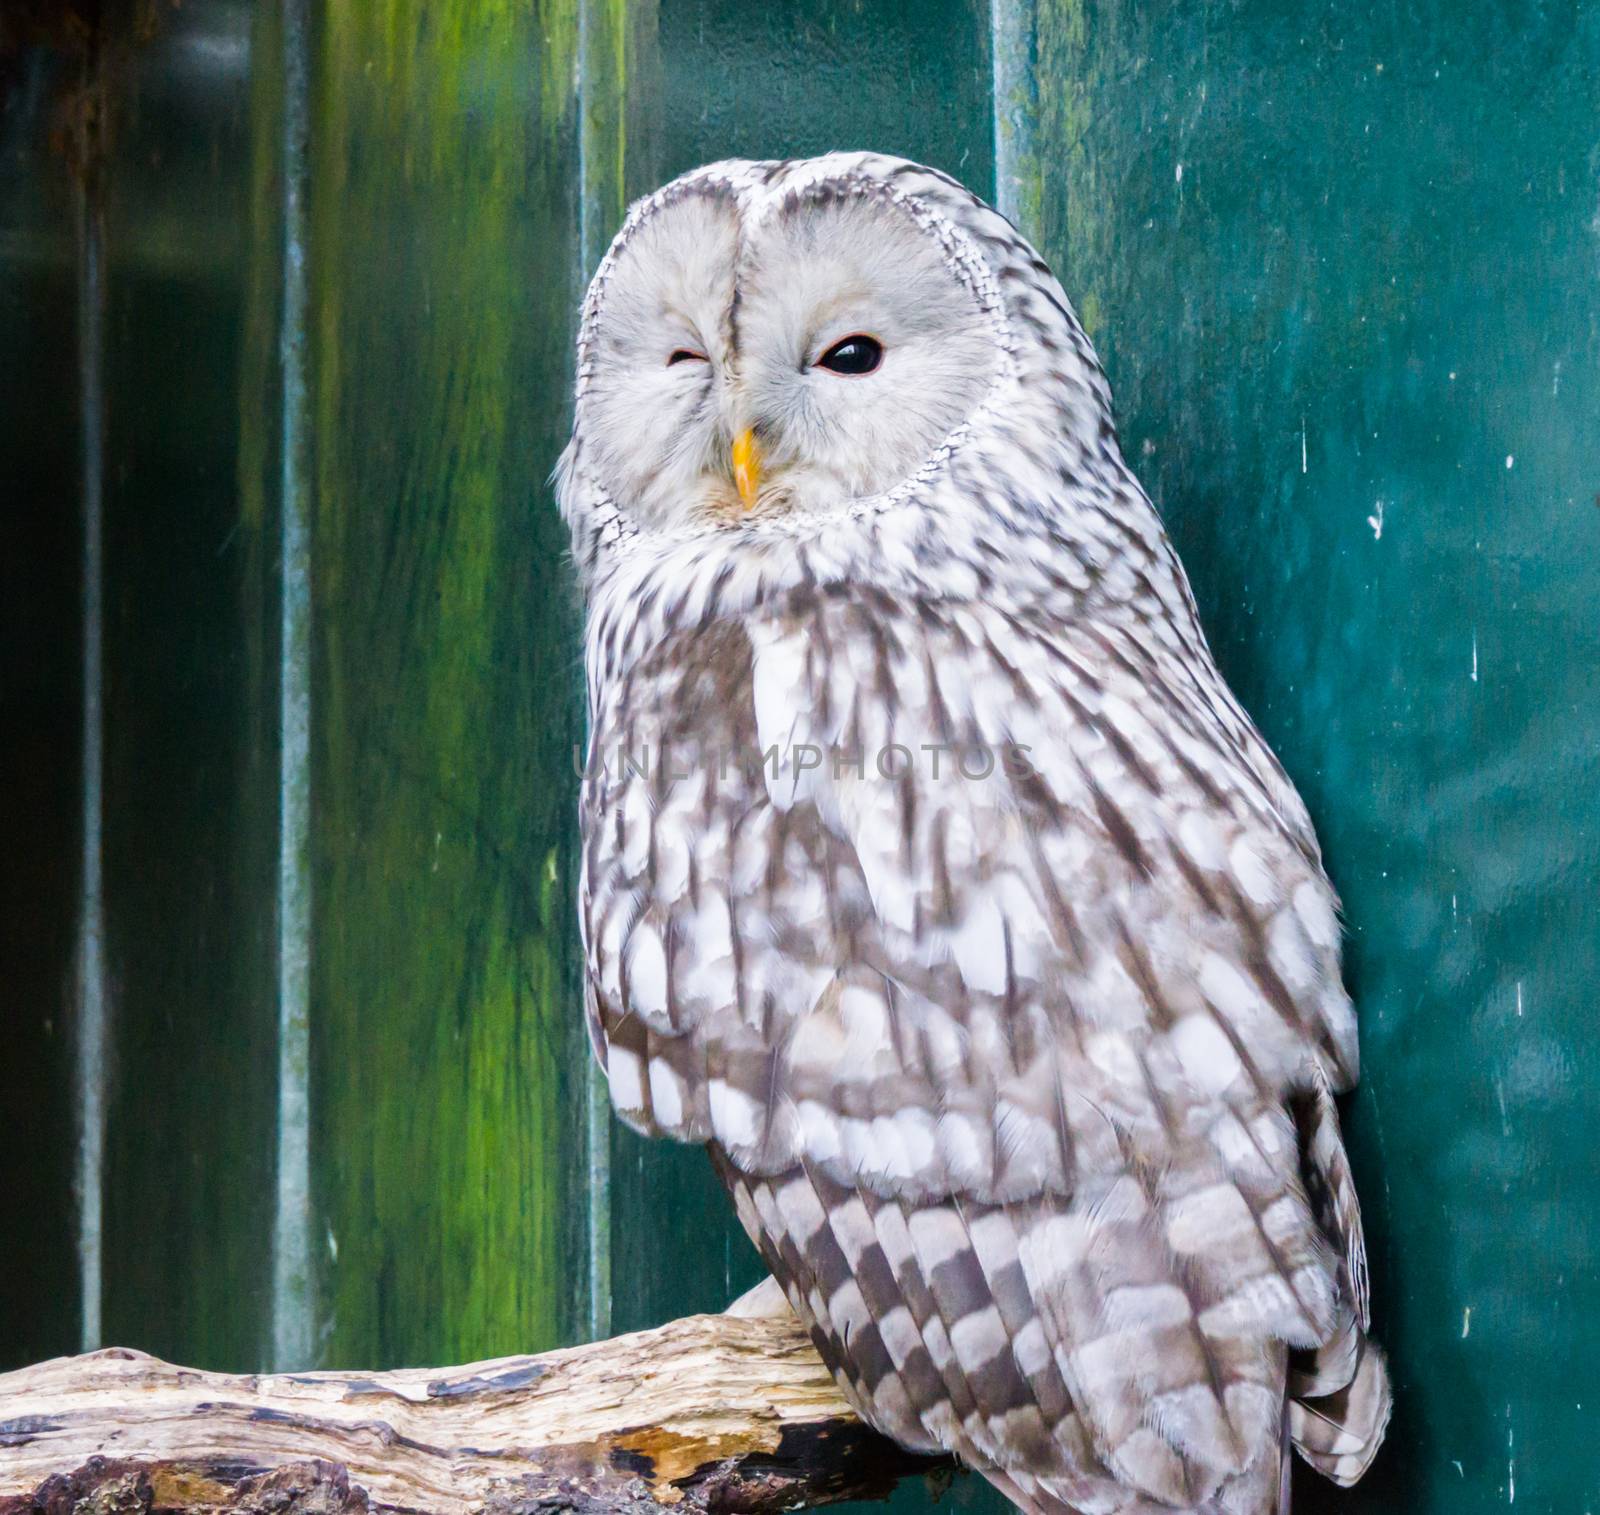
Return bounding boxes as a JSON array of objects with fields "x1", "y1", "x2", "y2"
[{"x1": 0, "y1": 1310, "x2": 952, "y2": 1515}]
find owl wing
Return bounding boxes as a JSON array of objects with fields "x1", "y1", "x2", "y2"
[{"x1": 580, "y1": 584, "x2": 1385, "y2": 1509}]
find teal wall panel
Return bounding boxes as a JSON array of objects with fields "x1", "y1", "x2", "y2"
[
  {"x1": 655, "y1": 0, "x2": 995, "y2": 197},
  {"x1": 1016, "y1": 2, "x2": 1600, "y2": 1509}
]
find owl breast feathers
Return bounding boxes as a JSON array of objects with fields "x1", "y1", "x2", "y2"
[{"x1": 560, "y1": 153, "x2": 1389, "y2": 1514}]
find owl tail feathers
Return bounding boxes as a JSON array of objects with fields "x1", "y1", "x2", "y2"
[
  {"x1": 1287, "y1": 1332, "x2": 1392, "y2": 1486},
  {"x1": 1286, "y1": 1064, "x2": 1393, "y2": 1490}
]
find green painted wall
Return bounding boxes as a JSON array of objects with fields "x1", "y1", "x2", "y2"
[
  {"x1": 304, "y1": 0, "x2": 591, "y2": 1371},
  {"x1": 4, "y1": 3, "x2": 1598, "y2": 1511}
]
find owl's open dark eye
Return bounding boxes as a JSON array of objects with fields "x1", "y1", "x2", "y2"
[
  {"x1": 817, "y1": 334, "x2": 884, "y2": 376},
  {"x1": 667, "y1": 348, "x2": 708, "y2": 366}
]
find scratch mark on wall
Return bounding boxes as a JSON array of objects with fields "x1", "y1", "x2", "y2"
[
  {"x1": 1507, "y1": 1410, "x2": 1515, "y2": 1504},
  {"x1": 74, "y1": 124, "x2": 107, "y2": 1357},
  {"x1": 273, "y1": 0, "x2": 315, "y2": 1374},
  {"x1": 576, "y1": 0, "x2": 615, "y2": 1344}
]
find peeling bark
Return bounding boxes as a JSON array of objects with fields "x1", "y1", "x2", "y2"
[{"x1": 0, "y1": 1313, "x2": 951, "y2": 1514}]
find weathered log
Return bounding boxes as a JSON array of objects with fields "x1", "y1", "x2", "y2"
[{"x1": 0, "y1": 1311, "x2": 953, "y2": 1515}]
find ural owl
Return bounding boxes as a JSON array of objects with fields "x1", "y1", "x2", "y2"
[{"x1": 558, "y1": 154, "x2": 1389, "y2": 1514}]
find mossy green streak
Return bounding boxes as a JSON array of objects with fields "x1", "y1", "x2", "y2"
[{"x1": 306, "y1": 0, "x2": 588, "y2": 1365}]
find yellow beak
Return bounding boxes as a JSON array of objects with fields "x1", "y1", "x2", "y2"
[{"x1": 732, "y1": 427, "x2": 762, "y2": 511}]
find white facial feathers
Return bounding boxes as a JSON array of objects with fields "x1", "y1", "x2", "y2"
[
  {"x1": 561, "y1": 157, "x2": 1008, "y2": 537},
  {"x1": 735, "y1": 190, "x2": 998, "y2": 509},
  {"x1": 574, "y1": 188, "x2": 743, "y2": 528}
]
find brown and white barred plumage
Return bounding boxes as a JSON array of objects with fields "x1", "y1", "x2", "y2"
[{"x1": 560, "y1": 153, "x2": 1389, "y2": 1513}]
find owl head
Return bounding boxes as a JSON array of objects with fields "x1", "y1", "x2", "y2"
[
  {"x1": 556, "y1": 151, "x2": 1161, "y2": 663},
  {"x1": 557, "y1": 155, "x2": 1125, "y2": 582}
]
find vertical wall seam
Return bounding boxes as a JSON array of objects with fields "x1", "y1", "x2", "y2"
[
  {"x1": 575, "y1": 0, "x2": 613, "y2": 1346},
  {"x1": 576, "y1": 0, "x2": 593, "y2": 302},
  {"x1": 991, "y1": 0, "x2": 1037, "y2": 227},
  {"x1": 272, "y1": 0, "x2": 315, "y2": 1373},
  {"x1": 74, "y1": 92, "x2": 107, "y2": 1357}
]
